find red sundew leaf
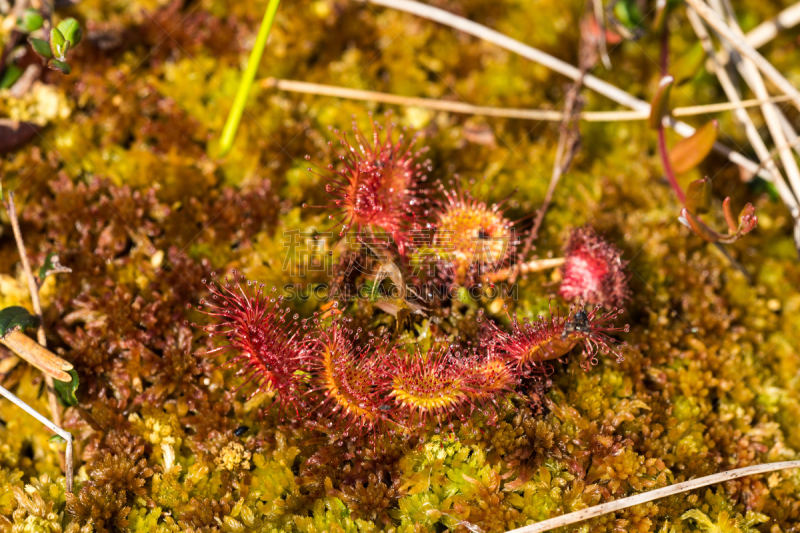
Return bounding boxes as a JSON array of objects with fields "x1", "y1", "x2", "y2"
[{"x1": 669, "y1": 120, "x2": 718, "y2": 174}]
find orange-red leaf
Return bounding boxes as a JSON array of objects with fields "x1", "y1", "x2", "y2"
[{"x1": 669, "y1": 120, "x2": 718, "y2": 173}]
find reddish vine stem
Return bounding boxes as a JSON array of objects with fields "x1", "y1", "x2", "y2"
[
  {"x1": 657, "y1": 127, "x2": 686, "y2": 203},
  {"x1": 657, "y1": 23, "x2": 686, "y2": 204}
]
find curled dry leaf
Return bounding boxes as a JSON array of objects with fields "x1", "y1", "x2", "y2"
[
  {"x1": 0, "y1": 331, "x2": 73, "y2": 382},
  {"x1": 0, "y1": 119, "x2": 41, "y2": 154}
]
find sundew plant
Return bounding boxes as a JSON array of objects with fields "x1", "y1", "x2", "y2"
[{"x1": 1, "y1": 0, "x2": 800, "y2": 532}]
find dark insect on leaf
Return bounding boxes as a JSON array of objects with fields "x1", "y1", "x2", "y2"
[
  {"x1": 234, "y1": 425, "x2": 249, "y2": 437},
  {"x1": 54, "y1": 369, "x2": 79, "y2": 406},
  {"x1": 0, "y1": 306, "x2": 38, "y2": 339}
]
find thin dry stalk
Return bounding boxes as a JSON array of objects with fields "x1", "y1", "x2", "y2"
[
  {"x1": 685, "y1": 0, "x2": 800, "y2": 111},
  {"x1": 0, "y1": 384, "x2": 73, "y2": 493},
  {"x1": 265, "y1": 78, "x2": 793, "y2": 121},
  {"x1": 6, "y1": 193, "x2": 62, "y2": 427},
  {"x1": 777, "y1": 112, "x2": 800, "y2": 159},
  {"x1": 713, "y1": 0, "x2": 800, "y2": 196},
  {"x1": 503, "y1": 460, "x2": 800, "y2": 533},
  {"x1": 362, "y1": 0, "x2": 771, "y2": 180},
  {"x1": 591, "y1": 0, "x2": 611, "y2": 69},
  {"x1": 686, "y1": 8, "x2": 800, "y2": 248},
  {"x1": 487, "y1": 257, "x2": 565, "y2": 282},
  {"x1": 672, "y1": 95, "x2": 791, "y2": 115},
  {"x1": 716, "y1": 1, "x2": 800, "y2": 65},
  {"x1": 4, "y1": 192, "x2": 73, "y2": 491},
  {"x1": 513, "y1": 54, "x2": 586, "y2": 283}
]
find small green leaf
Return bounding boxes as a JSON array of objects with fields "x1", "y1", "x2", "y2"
[
  {"x1": 54, "y1": 369, "x2": 79, "y2": 406},
  {"x1": 38, "y1": 253, "x2": 72, "y2": 281},
  {"x1": 17, "y1": 8, "x2": 44, "y2": 33},
  {"x1": 685, "y1": 178, "x2": 712, "y2": 215},
  {"x1": 49, "y1": 435, "x2": 67, "y2": 444},
  {"x1": 28, "y1": 37, "x2": 53, "y2": 59},
  {"x1": 0, "y1": 306, "x2": 38, "y2": 339},
  {"x1": 57, "y1": 18, "x2": 82, "y2": 47},
  {"x1": 613, "y1": 0, "x2": 645, "y2": 30},
  {"x1": 649, "y1": 76, "x2": 674, "y2": 129},
  {"x1": 671, "y1": 42, "x2": 706, "y2": 85},
  {"x1": 0, "y1": 64, "x2": 23, "y2": 89},
  {"x1": 47, "y1": 60, "x2": 71, "y2": 75},
  {"x1": 49, "y1": 28, "x2": 68, "y2": 60},
  {"x1": 669, "y1": 120, "x2": 718, "y2": 173}
]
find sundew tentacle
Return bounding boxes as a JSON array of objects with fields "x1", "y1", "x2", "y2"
[
  {"x1": 431, "y1": 179, "x2": 518, "y2": 284},
  {"x1": 300, "y1": 313, "x2": 395, "y2": 434},
  {"x1": 387, "y1": 344, "x2": 474, "y2": 427},
  {"x1": 480, "y1": 303, "x2": 629, "y2": 376},
  {"x1": 559, "y1": 226, "x2": 631, "y2": 308},
  {"x1": 303, "y1": 111, "x2": 431, "y2": 255},
  {"x1": 191, "y1": 272, "x2": 306, "y2": 408}
]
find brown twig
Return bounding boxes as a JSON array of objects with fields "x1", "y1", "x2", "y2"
[
  {"x1": 512, "y1": 86, "x2": 581, "y2": 284},
  {"x1": 510, "y1": 12, "x2": 592, "y2": 284},
  {"x1": 4, "y1": 192, "x2": 72, "y2": 491},
  {"x1": 5, "y1": 193, "x2": 61, "y2": 422}
]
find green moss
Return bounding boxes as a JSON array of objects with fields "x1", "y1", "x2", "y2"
[{"x1": 1, "y1": 0, "x2": 800, "y2": 531}]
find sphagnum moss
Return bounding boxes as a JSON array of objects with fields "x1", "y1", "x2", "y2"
[{"x1": 0, "y1": 0, "x2": 799, "y2": 532}]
